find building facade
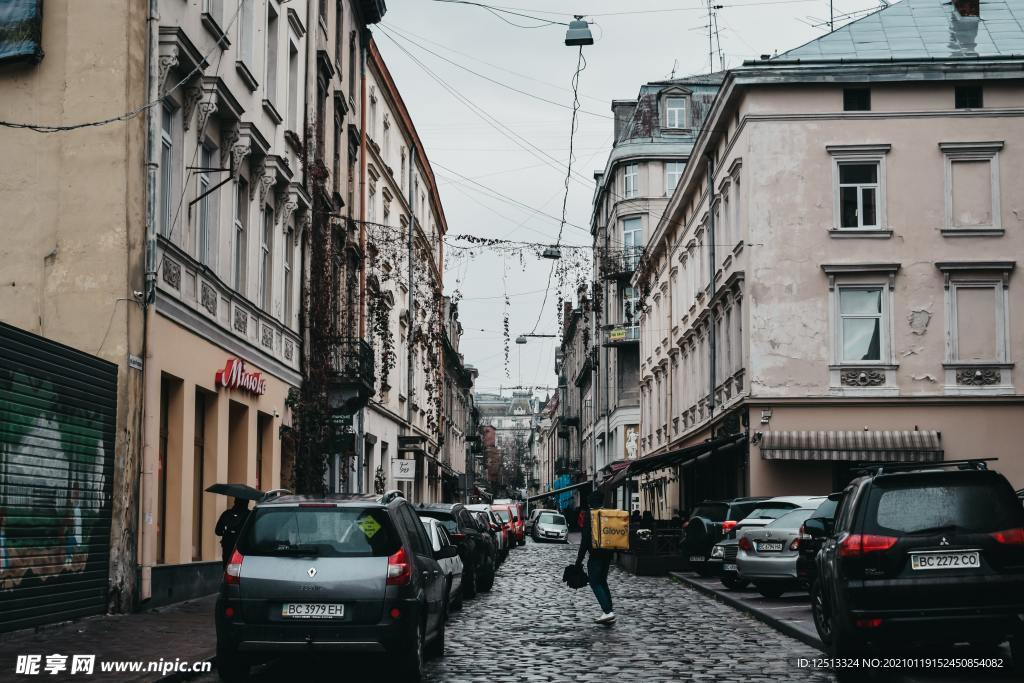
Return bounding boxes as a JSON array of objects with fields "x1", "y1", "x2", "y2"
[{"x1": 635, "y1": 0, "x2": 1024, "y2": 516}]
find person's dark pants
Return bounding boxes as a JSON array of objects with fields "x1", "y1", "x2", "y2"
[{"x1": 587, "y1": 554, "x2": 613, "y2": 613}]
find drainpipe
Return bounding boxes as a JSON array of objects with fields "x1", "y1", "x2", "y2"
[
  {"x1": 138, "y1": 0, "x2": 160, "y2": 604},
  {"x1": 706, "y1": 153, "x2": 717, "y2": 420}
]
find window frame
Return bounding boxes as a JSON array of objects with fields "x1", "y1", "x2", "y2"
[
  {"x1": 940, "y1": 141, "x2": 1003, "y2": 236},
  {"x1": 955, "y1": 85, "x2": 983, "y2": 110},
  {"x1": 283, "y1": 228, "x2": 294, "y2": 326},
  {"x1": 836, "y1": 285, "x2": 887, "y2": 364},
  {"x1": 234, "y1": 177, "x2": 249, "y2": 293},
  {"x1": 842, "y1": 87, "x2": 871, "y2": 112},
  {"x1": 828, "y1": 144, "x2": 890, "y2": 232},
  {"x1": 665, "y1": 161, "x2": 684, "y2": 195},
  {"x1": 664, "y1": 96, "x2": 687, "y2": 129},
  {"x1": 947, "y1": 280, "x2": 1006, "y2": 364},
  {"x1": 160, "y1": 104, "x2": 176, "y2": 237},
  {"x1": 198, "y1": 141, "x2": 219, "y2": 267},
  {"x1": 623, "y1": 163, "x2": 639, "y2": 199},
  {"x1": 259, "y1": 206, "x2": 273, "y2": 310}
]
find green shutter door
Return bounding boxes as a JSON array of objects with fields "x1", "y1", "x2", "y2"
[{"x1": 0, "y1": 321, "x2": 117, "y2": 632}]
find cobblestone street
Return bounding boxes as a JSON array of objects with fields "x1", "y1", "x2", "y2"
[{"x1": 195, "y1": 538, "x2": 833, "y2": 683}]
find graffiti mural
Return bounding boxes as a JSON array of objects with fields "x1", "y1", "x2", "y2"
[{"x1": 0, "y1": 323, "x2": 116, "y2": 631}]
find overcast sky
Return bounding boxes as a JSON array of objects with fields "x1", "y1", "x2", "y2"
[{"x1": 373, "y1": 0, "x2": 881, "y2": 398}]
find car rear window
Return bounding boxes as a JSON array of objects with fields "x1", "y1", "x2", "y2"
[
  {"x1": 865, "y1": 476, "x2": 1024, "y2": 535},
  {"x1": 417, "y1": 511, "x2": 458, "y2": 533},
  {"x1": 767, "y1": 508, "x2": 816, "y2": 530},
  {"x1": 494, "y1": 510, "x2": 511, "y2": 522},
  {"x1": 692, "y1": 504, "x2": 727, "y2": 522},
  {"x1": 238, "y1": 507, "x2": 399, "y2": 558},
  {"x1": 539, "y1": 514, "x2": 565, "y2": 525},
  {"x1": 743, "y1": 506, "x2": 794, "y2": 521},
  {"x1": 727, "y1": 501, "x2": 767, "y2": 521},
  {"x1": 811, "y1": 497, "x2": 839, "y2": 519}
]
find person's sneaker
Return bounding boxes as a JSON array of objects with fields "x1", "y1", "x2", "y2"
[{"x1": 594, "y1": 612, "x2": 616, "y2": 624}]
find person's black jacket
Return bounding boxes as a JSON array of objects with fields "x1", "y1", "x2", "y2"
[
  {"x1": 575, "y1": 508, "x2": 613, "y2": 565},
  {"x1": 215, "y1": 506, "x2": 250, "y2": 549}
]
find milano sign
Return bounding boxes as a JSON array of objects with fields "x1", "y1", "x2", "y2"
[{"x1": 215, "y1": 358, "x2": 268, "y2": 396}]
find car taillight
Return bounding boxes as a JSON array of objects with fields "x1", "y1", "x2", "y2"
[
  {"x1": 225, "y1": 549, "x2": 243, "y2": 585},
  {"x1": 450, "y1": 532, "x2": 466, "y2": 542},
  {"x1": 838, "y1": 533, "x2": 898, "y2": 558},
  {"x1": 990, "y1": 528, "x2": 1024, "y2": 545},
  {"x1": 387, "y1": 547, "x2": 412, "y2": 586},
  {"x1": 789, "y1": 538, "x2": 800, "y2": 551},
  {"x1": 722, "y1": 520, "x2": 737, "y2": 534},
  {"x1": 738, "y1": 536, "x2": 752, "y2": 551}
]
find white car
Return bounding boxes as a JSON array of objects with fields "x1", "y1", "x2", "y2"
[
  {"x1": 421, "y1": 517, "x2": 464, "y2": 613},
  {"x1": 733, "y1": 496, "x2": 827, "y2": 535},
  {"x1": 532, "y1": 512, "x2": 569, "y2": 543},
  {"x1": 526, "y1": 508, "x2": 557, "y2": 536}
]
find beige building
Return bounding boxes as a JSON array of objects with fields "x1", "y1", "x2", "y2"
[{"x1": 635, "y1": 0, "x2": 1024, "y2": 517}]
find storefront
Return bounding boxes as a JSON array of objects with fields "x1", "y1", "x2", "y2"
[{"x1": 140, "y1": 314, "x2": 297, "y2": 606}]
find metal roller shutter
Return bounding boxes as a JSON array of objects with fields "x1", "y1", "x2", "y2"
[{"x1": 0, "y1": 321, "x2": 117, "y2": 632}]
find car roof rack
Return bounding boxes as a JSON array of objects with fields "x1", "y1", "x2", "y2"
[{"x1": 856, "y1": 458, "x2": 997, "y2": 476}]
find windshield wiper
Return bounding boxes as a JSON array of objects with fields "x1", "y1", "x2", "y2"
[{"x1": 905, "y1": 524, "x2": 964, "y2": 536}]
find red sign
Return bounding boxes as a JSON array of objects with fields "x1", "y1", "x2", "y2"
[{"x1": 215, "y1": 358, "x2": 267, "y2": 396}]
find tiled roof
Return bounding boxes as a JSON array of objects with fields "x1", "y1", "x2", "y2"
[{"x1": 776, "y1": 0, "x2": 1024, "y2": 61}]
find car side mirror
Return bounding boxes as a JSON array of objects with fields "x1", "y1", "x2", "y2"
[
  {"x1": 437, "y1": 545, "x2": 459, "y2": 560},
  {"x1": 803, "y1": 517, "x2": 828, "y2": 539}
]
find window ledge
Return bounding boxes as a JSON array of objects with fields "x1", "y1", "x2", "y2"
[
  {"x1": 828, "y1": 228, "x2": 892, "y2": 239},
  {"x1": 263, "y1": 99, "x2": 284, "y2": 125},
  {"x1": 941, "y1": 227, "x2": 1005, "y2": 238},
  {"x1": 201, "y1": 13, "x2": 230, "y2": 49},
  {"x1": 732, "y1": 240, "x2": 744, "y2": 256},
  {"x1": 829, "y1": 364, "x2": 898, "y2": 371},
  {"x1": 942, "y1": 361, "x2": 1014, "y2": 369},
  {"x1": 235, "y1": 61, "x2": 258, "y2": 92}
]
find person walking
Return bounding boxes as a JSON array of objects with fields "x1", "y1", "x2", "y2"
[
  {"x1": 215, "y1": 498, "x2": 251, "y2": 567},
  {"x1": 575, "y1": 490, "x2": 615, "y2": 625}
]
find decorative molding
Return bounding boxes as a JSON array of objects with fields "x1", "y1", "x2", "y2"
[
  {"x1": 201, "y1": 283, "x2": 217, "y2": 316},
  {"x1": 220, "y1": 124, "x2": 240, "y2": 168},
  {"x1": 956, "y1": 368, "x2": 1000, "y2": 386},
  {"x1": 840, "y1": 369, "x2": 886, "y2": 387},
  {"x1": 822, "y1": 263, "x2": 900, "y2": 290},
  {"x1": 181, "y1": 85, "x2": 203, "y2": 131},
  {"x1": 258, "y1": 171, "x2": 276, "y2": 205},
  {"x1": 197, "y1": 100, "x2": 218, "y2": 135},
  {"x1": 825, "y1": 143, "x2": 892, "y2": 155},
  {"x1": 935, "y1": 261, "x2": 1015, "y2": 289},
  {"x1": 158, "y1": 51, "x2": 179, "y2": 95},
  {"x1": 280, "y1": 200, "x2": 299, "y2": 229},
  {"x1": 261, "y1": 324, "x2": 274, "y2": 350},
  {"x1": 230, "y1": 140, "x2": 251, "y2": 177},
  {"x1": 162, "y1": 259, "x2": 181, "y2": 290},
  {"x1": 284, "y1": 339, "x2": 294, "y2": 361},
  {"x1": 233, "y1": 307, "x2": 248, "y2": 334}
]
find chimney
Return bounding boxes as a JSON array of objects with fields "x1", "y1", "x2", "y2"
[{"x1": 954, "y1": 0, "x2": 979, "y2": 17}]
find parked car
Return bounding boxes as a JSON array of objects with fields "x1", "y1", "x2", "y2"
[
  {"x1": 796, "y1": 494, "x2": 841, "y2": 588},
  {"x1": 214, "y1": 492, "x2": 451, "y2": 682},
  {"x1": 532, "y1": 512, "x2": 569, "y2": 543},
  {"x1": 420, "y1": 517, "x2": 464, "y2": 613},
  {"x1": 493, "y1": 503, "x2": 526, "y2": 546},
  {"x1": 417, "y1": 503, "x2": 495, "y2": 597},
  {"x1": 681, "y1": 497, "x2": 769, "y2": 576},
  {"x1": 526, "y1": 508, "x2": 556, "y2": 536},
  {"x1": 810, "y1": 460, "x2": 1024, "y2": 666},
  {"x1": 467, "y1": 504, "x2": 510, "y2": 562},
  {"x1": 490, "y1": 507, "x2": 520, "y2": 549},
  {"x1": 471, "y1": 510, "x2": 504, "y2": 564},
  {"x1": 736, "y1": 507, "x2": 818, "y2": 598}
]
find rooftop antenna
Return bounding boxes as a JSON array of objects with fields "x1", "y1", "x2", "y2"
[{"x1": 669, "y1": 58, "x2": 679, "y2": 79}]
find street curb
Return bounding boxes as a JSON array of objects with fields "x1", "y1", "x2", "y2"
[
  {"x1": 153, "y1": 656, "x2": 215, "y2": 683},
  {"x1": 668, "y1": 572, "x2": 824, "y2": 652}
]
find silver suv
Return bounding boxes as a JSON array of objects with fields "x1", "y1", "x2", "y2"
[{"x1": 215, "y1": 492, "x2": 453, "y2": 682}]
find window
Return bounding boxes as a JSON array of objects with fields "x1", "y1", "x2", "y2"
[
  {"x1": 283, "y1": 230, "x2": 294, "y2": 325},
  {"x1": 198, "y1": 143, "x2": 218, "y2": 266},
  {"x1": 622, "y1": 217, "x2": 643, "y2": 269},
  {"x1": 369, "y1": 89, "x2": 378, "y2": 140},
  {"x1": 239, "y1": 0, "x2": 255, "y2": 70},
  {"x1": 623, "y1": 163, "x2": 638, "y2": 199},
  {"x1": 665, "y1": 96, "x2": 686, "y2": 129},
  {"x1": 838, "y1": 287, "x2": 884, "y2": 362},
  {"x1": 319, "y1": 0, "x2": 327, "y2": 22},
  {"x1": 940, "y1": 141, "x2": 1002, "y2": 234},
  {"x1": 843, "y1": 87, "x2": 870, "y2": 112},
  {"x1": 203, "y1": 0, "x2": 224, "y2": 25},
  {"x1": 160, "y1": 105, "x2": 175, "y2": 237},
  {"x1": 623, "y1": 286, "x2": 639, "y2": 329},
  {"x1": 234, "y1": 178, "x2": 249, "y2": 292},
  {"x1": 368, "y1": 187, "x2": 377, "y2": 223},
  {"x1": 838, "y1": 163, "x2": 879, "y2": 229},
  {"x1": 333, "y1": 115, "x2": 342, "y2": 195},
  {"x1": 334, "y1": 0, "x2": 344, "y2": 65},
  {"x1": 955, "y1": 85, "x2": 983, "y2": 109},
  {"x1": 348, "y1": 32, "x2": 357, "y2": 100},
  {"x1": 192, "y1": 391, "x2": 206, "y2": 561},
  {"x1": 665, "y1": 161, "x2": 684, "y2": 195},
  {"x1": 382, "y1": 115, "x2": 391, "y2": 162},
  {"x1": 260, "y1": 207, "x2": 273, "y2": 309},
  {"x1": 400, "y1": 148, "x2": 407, "y2": 194},
  {"x1": 265, "y1": 5, "x2": 279, "y2": 104},
  {"x1": 951, "y1": 284, "x2": 1002, "y2": 362},
  {"x1": 287, "y1": 42, "x2": 299, "y2": 130}
]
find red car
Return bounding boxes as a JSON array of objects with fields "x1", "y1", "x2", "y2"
[{"x1": 493, "y1": 503, "x2": 525, "y2": 546}]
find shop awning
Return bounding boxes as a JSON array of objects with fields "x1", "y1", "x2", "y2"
[
  {"x1": 525, "y1": 479, "x2": 594, "y2": 502},
  {"x1": 600, "y1": 433, "x2": 748, "y2": 491},
  {"x1": 759, "y1": 430, "x2": 943, "y2": 462}
]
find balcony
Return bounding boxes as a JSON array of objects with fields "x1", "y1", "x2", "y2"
[
  {"x1": 360, "y1": 0, "x2": 387, "y2": 24},
  {"x1": 601, "y1": 247, "x2": 644, "y2": 281},
  {"x1": 326, "y1": 337, "x2": 375, "y2": 414},
  {"x1": 603, "y1": 324, "x2": 640, "y2": 347}
]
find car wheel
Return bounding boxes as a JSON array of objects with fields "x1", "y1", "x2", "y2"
[
  {"x1": 216, "y1": 645, "x2": 250, "y2": 683},
  {"x1": 425, "y1": 611, "x2": 445, "y2": 660},
  {"x1": 755, "y1": 583, "x2": 786, "y2": 599},
  {"x1": 828, "y1": 611, "x2": 864, "y2": 661},
  {"x1": 720, "y1": 575, "x2": 748, "y2": 590},
  {"x1": 462, "y1": 561, "x2": 477, "y2": 598},
  {"x1": 810, "y1": 580, "x2": 833, "y2": 646},
  {"x1": 451, "y1": 581, "x2": 464, "y2": 612},
  {"x1": 401, "y1": 620, "x2": 425, "y2": 681},
  {"x1": 478, "y1": 563, "x2": 495, "y2": 592}
]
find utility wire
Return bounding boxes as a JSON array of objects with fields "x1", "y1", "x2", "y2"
[{"x1": 432, "y1": 0, "x2": 569, "y2": 26}]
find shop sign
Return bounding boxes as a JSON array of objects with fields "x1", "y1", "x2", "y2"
[
  {"x1": 391, "y1": 459, "x2": 416, "y2": 481},
  {"x1": 609, "y1": 327, "x2": 626, "y2": 342},
  {"x1": 215, "y1": 358, "x2": 267, "y2": 396}
]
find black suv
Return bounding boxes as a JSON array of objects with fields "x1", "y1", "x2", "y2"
[
  {"x1": 215, "y1": 492, "x2": 451, "y2": 682},
  {"x1": 417, "y1": 503, "x2": 496, "y2": 597},
  {"x1": 682, "y1": 497, "x2": 768, "y2": 576},
  {"x1": 810, "y1": 461, "x2": 1024, "y2": 667}
]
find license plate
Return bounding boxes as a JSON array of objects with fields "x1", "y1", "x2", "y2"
[
  {"x1": 757, "y1": 542, "x2": 784, "y2": 552},
  {"x1": 910, "y1": 550, "x2": 980, "y2": 571},
  {"x1": 281, "y1": 603, "x2": 345, "y2": 619},
  {"x1": 689, "y1": 554, "x2": 705, "y2": 562},
  {"x1": 722, "y1": 563, "x2": 737, "y2": 573}
]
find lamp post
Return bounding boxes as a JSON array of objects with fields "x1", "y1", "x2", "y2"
[{"x1": 515, "y1": 333, "x2": 557, "y2": 344}]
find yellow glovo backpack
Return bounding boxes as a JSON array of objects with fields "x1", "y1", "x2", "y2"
[{"x1": 591, "y1": 508, "x2": 630, "y2": 551}]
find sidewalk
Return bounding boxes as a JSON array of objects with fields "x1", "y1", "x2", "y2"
[{"x1": 0, "y1": 594, "x2": 216, "y2": 682}]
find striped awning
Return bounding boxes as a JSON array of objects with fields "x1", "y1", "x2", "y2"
[{"x1": 760, "y1": 430, "x2": 943, "y2": 462}]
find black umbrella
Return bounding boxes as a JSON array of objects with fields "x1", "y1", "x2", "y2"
[{"x1": 205, "y1": 483, "x2": 264, "y2": 501}]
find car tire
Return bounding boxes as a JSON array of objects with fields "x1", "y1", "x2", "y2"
[
  {"x1": 810, "y1": 580, "x2": 833, "y2": 646},
  {"x1": 451, "y1": 582, "x2": 464, "y2": 612},
  {"x1": 828, "y1": 611, "x2": 865, "y2": 661},
  {"x1": 720, "y1": 575, "x2": 748, "y2": 590},
  {"x1": 216, "y1": 645, "x2": 250, "y2": 683},
  {"x1": 755, "y1": 583, "x2": 786, "y2": 599},
  {"x1": 478, "y1": 564, "x2": 495, "y2": 592},
  {"x1": 425, "y1": 613, "x2": 445, "y2": 660},
  {"x1": 401, "y1": 620, "x2": 425, "y2": 681},
  {"x1": 462, "y1": 560, "x2": 477, "y2": 598}
]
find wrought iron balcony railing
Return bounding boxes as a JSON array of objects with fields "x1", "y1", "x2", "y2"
[
  {"x1": 326, "y1": 337, "x2": 375, "y2": 414},
  {"x1": 601, "y1": 247, "x2": 644, "y2": 281}
]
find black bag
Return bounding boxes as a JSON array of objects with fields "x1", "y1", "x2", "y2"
[{"x1": 562, "y1": 563, "x2": 589, "y2": 589}]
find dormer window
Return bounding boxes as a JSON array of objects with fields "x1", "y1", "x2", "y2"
[{"x1": 665, "y1": 97, "x2": 687, "y2": 129}]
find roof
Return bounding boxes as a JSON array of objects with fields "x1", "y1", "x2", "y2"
[
  {"x1": 775, "y1": 0, "x2": 1024, "y2": 62},
  {"x1": 258, "y1": 493, "x2": 380, "y2": 507}
]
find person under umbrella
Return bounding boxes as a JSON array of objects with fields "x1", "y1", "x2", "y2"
[{"x1": 215, "y1": 498, "x2": 251, "y2": 567}]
